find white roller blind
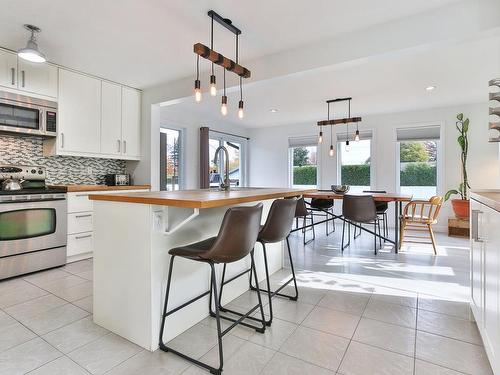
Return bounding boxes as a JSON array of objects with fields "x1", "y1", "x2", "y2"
[
  {"x1": 336, "y1": 130, "x2": 373, "y2": 143},
  {"x1": 288, "y1": 135, "x2": 318, "y2": 148},
  {"x1": 396, "y1": 126, "x2": 440, "y2": 141}
]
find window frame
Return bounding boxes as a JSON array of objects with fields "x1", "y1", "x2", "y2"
[
  {"x1": 336, "y1": 133, "x2": 374, "y2": 191},
  {"x1": 288, "y1": 142, "x2": 321, "y2": 189},
  {"x1": 209, "y1": 131, "x2": 248, "y2": 187},
  {"x1": 160, "y1": 125, "x2": 186, "y2": 191},
  {"x1": 394, "y1": 122, "x2": 445, "y2": 198}
]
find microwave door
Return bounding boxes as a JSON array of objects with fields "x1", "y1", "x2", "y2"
[{"x1": 0, "y1": 102, "x2": 42, "y2": 134}]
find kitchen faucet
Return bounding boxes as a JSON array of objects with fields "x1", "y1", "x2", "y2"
[{"x1": 213, "y1": 145, "x2": 230, "y2": 191}]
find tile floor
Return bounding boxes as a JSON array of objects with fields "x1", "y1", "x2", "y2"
[{"x1": 0, "y1": 225, "x2": 493, "y2": 375}]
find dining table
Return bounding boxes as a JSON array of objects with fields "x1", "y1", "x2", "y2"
[{"x1": 301, "y1": 191, "x2": 413, "y2": 252}]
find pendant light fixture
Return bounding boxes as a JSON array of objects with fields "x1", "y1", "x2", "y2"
[
  {"x1": 194, "y1": 55, "x2": 202, "y2": 102},
  {"x1": 193, "y1": 10, "x2": 251, "y2": 117},
  {"x1": 238, "y1": 77, "x2": 244, "y2": 119},
  {"x1": 317, "y1": 97, "x2": 362, "y2": 154},
  {"x1": 18, "y1": 24, "x2": 46, "y2": 63},
  {"x1": 329, "y1": 102, "x2": 334, "y2": 157},
  {"x1": 221, "y1": 67, "x2": 228, "y2": 116},
  {"x1": 318, "y1": 127, "x2": 323, "y2": 144},
  {"x1": 209, "y1": 15, "x2": 217, "y2": 97}
]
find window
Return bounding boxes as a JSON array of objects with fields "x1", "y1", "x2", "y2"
[
  {"x1": 160, "y1": 128, "x2": 183, "y2": 191},
  {"x1": 396, "y1": 126, "x2": 440, "y2": 199},
  {"x1": 289, "y1": 136, "x2": 319, "y2": 188},
  {"x1": 209, "y1": 133, "x2": 247, "y2": 187},
  {"x1": 337, "y1": 131, "x2": 372, "y2": 193}
]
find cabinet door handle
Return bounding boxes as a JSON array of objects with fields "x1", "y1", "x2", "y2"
[
  {"x1": 123, "y1": 140, "x2": 127, "y2": 154},
  {"x1": 75, "y1": 193, "x2": 89, "y2": 197},
  {"x1": 75, "y1": 214, "x2": 92, "y2": 219},
  {"x1": 10, "y1": 68, "x2": 15, "y2": 85},
  {"x1": 75, "y1": 234, "x2": 92, "y2": 240},
  {"x1": 117, "y1": 140, "x2": 121, "y2": 153},
  {"x1": 471, "y1": 209, "x2": 483, "y2": 242},
  {"x1": 60, "y1": 132, "x2": 64, "y2": 148},
  {"x1": 21, "y1": 70, "x2": 25, "y2": 87}
]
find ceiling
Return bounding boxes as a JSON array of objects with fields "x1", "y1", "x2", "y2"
[
  {"x1": 162, "y1": 36, "x2": 500, "y2": 128},
  {"x1": 0, "y1": 0, "x2": 461, "y2": 88}
]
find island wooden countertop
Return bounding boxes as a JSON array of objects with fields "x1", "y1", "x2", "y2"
[
  {"x1": 88, "y1": 188, "x2": 316, "y2": 208},
  {"x1": 50, "y1": 185, "x2": 151, "y2": 192}
]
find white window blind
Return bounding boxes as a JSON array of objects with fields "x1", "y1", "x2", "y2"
[
  {"x1": 288, "y1": 135, "x2": 318, "y2": 148},
  {"x1": 396, "y1": 126, "x2": 440, "y2": 141},
  {"x1": 336, "y1": 130, "x2": 373, "y2": 143}
]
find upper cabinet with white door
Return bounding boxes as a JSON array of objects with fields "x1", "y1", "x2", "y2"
[
  {"x1": 18, "y1": 59, "x2": 58, "y2": 98},
  {"x1": 57, "y1": 69, "x2": 101, "y2": 154},
  {"x1": 0, "y1": 49, "x2": 17, "y2": 88},
  {"x1": 0, "y1": 48, "x2": 57, "y2": 98},
  {"x1": 121, "y1": 87, "x2": 141, "y2": 159},
  {"x1": 101, "y1": 81, "x2": 123, "y2": 156}
]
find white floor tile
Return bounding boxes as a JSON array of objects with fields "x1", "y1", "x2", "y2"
[
  {"x1": 261, "y1": 352, "x2": 335, "y2": 375},
  {"x1": 23, "y1": 303, "x2": 89, "y2": 335},
  {"x1": 248, "y1": 317, "x2": 297, "y2": 350},
  {"x1": 338, "y1": 341, "x2": 413, "y2": 375},
  {"x1": 105, "y1": 350, "x2": 190, "y2": 375},
  {"x1": 302, "y1": 306, "x2": 360, "y2": 339},
  {"x1": 353, "y1": 317, "x2": 415, "y2": 356},
  {"x1": 67, "y1": 333, "x2": 142, "y2": 375},
  {"x1": 317, "y1": 290, "x2": 370, "y2": 315},
  {"x1": 280, "y1": 325, "x2": 349, "y2": 370},
  {"x1": 363, "y1": 299, "x2": 417, "y2": 329},
  {"x1": 415, "y1": 359, "x2": 466, "y2": 375},
  {"x1": 28, "y1": 356, "x2": 90, "y2": 375},
  {"x1": 0, "y1": 337, "x2": 62, "y2": 374},
  {"x1": 416, "y1": 331, "x2": 492, "y2": 375}
]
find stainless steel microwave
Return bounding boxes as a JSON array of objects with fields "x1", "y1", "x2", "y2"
[{"x1": 0, "y1": 91, "x2": 57, "y2": 137}]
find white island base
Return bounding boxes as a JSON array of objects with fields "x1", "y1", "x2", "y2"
[{"x1": 92, "y1": 199, "x2": 283, "y2": 351}]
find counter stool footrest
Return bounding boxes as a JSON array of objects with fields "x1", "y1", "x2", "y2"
[
  {"x1": 214, "y1": 305, "x2": 266, "y2": 333},
  {"x1": 159, "y1": 343, "x2": 221, "y2": 375},
  {"x1": 249, "y1": 276, "x2": 297, "y2": 301}
]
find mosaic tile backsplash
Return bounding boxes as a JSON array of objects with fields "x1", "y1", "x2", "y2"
[{"x1": 0, "y1": 135, "x2": 127, "y2": 185}]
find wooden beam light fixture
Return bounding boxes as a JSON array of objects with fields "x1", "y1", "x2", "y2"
[
  {"x1": 317, "y1": 97, "x2": 362, "y2": 154},
  {"x1": 193, "y1": 10, "x2": 251, "y2": 119}
]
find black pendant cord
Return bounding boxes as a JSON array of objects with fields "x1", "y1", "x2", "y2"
[
  {"x1": 196, "y1": 55, "x2": 200, "y2": 80},
  {"x1": 223, "y1": 67, "x2": 226, "y2": 96},
  {"x1": 330, "y1": 102, "x2": 333, "y2": 147},
  {"x1": 211, "y1": 14, "x2": 215, "y2": 76},
  {"x1": 240, "y1": 77, "x2": 243, "y2": 101}
]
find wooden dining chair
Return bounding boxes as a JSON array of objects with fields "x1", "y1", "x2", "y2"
[{"x1": 399, "y1": 196, "x2": 443, "y2": 255}]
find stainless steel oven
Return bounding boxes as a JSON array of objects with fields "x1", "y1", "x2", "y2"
[
  {"x1": 0, "y1": 91, "x2": 57, "y2": 137},
  {"x1": 0, "y1": 193, "x2": 67, "y2": 279}
]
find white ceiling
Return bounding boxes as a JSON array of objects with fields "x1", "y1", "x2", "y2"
[
  {"x1": 0, "y1": 0, "x2": 461, "y2": 88},
  {"x1": 162, "y1": 36, "x2": 500, "y2": 128}
]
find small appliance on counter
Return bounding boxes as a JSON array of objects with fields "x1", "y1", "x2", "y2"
[
  {"x1": 105, "y1": 174, "x2": 130, "y2": 186},
  {"x1": 0, "y1": 164, "x2": 67, "y2": 280}
]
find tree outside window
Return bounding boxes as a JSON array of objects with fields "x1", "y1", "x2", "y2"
[{"x1": 291, "y1": 146, "x2": 317, "y2": 187}]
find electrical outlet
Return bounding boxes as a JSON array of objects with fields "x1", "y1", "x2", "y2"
[{"x1": 87, "y1": 167, "x2": 93, "y2": 175}]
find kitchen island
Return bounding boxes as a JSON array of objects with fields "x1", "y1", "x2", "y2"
[{"x1": 89, "y1": 188, "x2": 313, "y2": 351}]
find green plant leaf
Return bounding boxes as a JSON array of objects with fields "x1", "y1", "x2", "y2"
[
  {"x1": 463, "y1": 118, "x2": 469, "y2": 133},
  {"x1": 458, "y1": 135, "x2": 465, "y2": 149},
  {"x1": 445, "y1": 189, "x2": 459, "y2": 201},
  {"x1": 457, "y1": 113, "x2": 463, "y2": 121}
]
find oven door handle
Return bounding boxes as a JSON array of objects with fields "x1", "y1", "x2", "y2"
[{"x1": 0, "y1": 197, "x2": 66, "y2": 204}]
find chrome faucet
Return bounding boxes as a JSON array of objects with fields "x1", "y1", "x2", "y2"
[{"x1": 213, "y1": 146, "x2": 230, "y2": 191}]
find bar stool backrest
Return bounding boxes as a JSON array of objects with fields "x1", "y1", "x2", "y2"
[
  {"x1": 310, "y1": 198, "x2": 334, "y2": 209},
  {"x1": 363, "y1": 190, "x2": 388, "y2": 212},
  {"x1": 259, "y1": 198, "x2": 297, "y2": 243},
  {"x1": 202, "y1": 203, "x2": 263, "y2": 263},
  {"x1": 294, "y1": 197, "x2": 309, "y2": 218},
  {"x1": 342, "y1": 195, "x2": 377, "y2": 223}
]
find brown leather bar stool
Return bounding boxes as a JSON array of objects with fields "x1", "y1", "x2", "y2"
[
  {"x1": 341, "y1": 195, "x2": 381, "y2": 255},
  {"x1": 363, "y1": 190, "x2": 389, "y2": 237},
  {"x1": 159, "y1": 203, "x2": 265, "y2": 375},
  {"x1": 217, "y1": 198, "x2": 299, "y2": 327},
  {"x1": 295, "y1": 197, "x2": 315, "y2": 244}
]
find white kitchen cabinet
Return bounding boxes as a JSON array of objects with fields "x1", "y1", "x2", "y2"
[
  {"x1": 0, "y1": 49, "x2": 17, "y2": 89},
  {"x1": 58, "y1": 69, "x2": 101, "y2": 154},
  {"x1": 66, "y1": 188, "x2": 149, "y2": 263},
  {"x1": 17, "y1": 59, "x2": 58, "y2": 98},
  {"x1": 121, "y1": 87, "x2": 141, "y2": 159},
  {"x1": 470, "y1": 194, "x2": 500, "y2": 374},
  {"x1": 101, "y1": 81, "x2": 123, "y2": 156}
]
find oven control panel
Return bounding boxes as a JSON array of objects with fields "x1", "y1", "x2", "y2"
[{"x1": 0, "y1": 165, "x2": 46, "y2": 181}]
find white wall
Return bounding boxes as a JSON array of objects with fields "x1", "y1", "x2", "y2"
[{"x1": 248, "y1": 102, "x2": 498, "y2": 229}]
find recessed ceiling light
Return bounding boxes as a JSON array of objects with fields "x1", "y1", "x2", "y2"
[
  {"x1": 270, "y1": 109, "x2": 278, "y2": 113},
  {"x1": 425, "y1": 86, "x2": 436, "y2": 91}
]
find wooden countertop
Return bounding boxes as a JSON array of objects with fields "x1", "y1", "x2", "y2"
[
  {"x1": 88, "y1": 188, "x2": 316, "y2": 208},
  {"x1": 471, "y1": 190, "x2": 500, "y2": 212},
  {"x1": 50, "y1": 185, "x2": 151, "y2": 192}
]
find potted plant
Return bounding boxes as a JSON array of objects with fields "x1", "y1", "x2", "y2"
[{"x1": 445, "y1": 113, "x2": 470, "y2": 219}]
